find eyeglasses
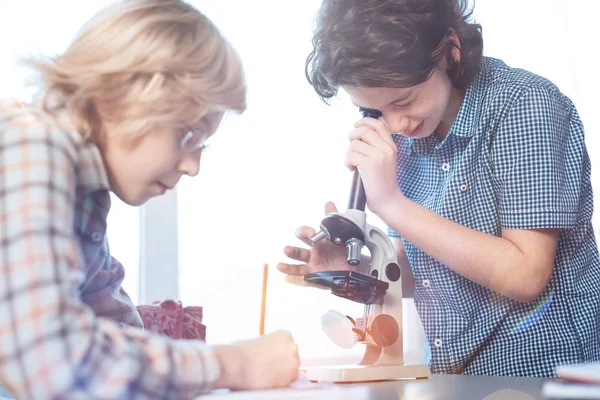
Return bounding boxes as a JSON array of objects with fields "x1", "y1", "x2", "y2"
[
  {"x1": 180, "y1": 127, "x2": 209, "y2": 152},
  {"x1": 179, "y1": 111, "x2": 228, "y2": 152}
]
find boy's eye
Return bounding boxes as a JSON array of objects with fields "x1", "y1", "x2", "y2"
[{"x1": 394, "y1": 92, "x2": 417, "y2": 109}]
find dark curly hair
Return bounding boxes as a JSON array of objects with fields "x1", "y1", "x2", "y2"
[{"x1": 306, "y1": 0, "x2": 483, "y2": 102}]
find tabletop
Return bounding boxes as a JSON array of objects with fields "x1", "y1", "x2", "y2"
[{"x1": 198, "y1": 373, "x2": 551, "y2": 400}]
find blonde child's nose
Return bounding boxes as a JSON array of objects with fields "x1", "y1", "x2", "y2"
[{"x1": 179, "y1": 152, "x2": 201, "y2": 177}]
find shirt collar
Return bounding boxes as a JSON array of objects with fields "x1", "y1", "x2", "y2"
[
  {"x1": 77, "y1": 139, "x2": 111, "y2": 195},
  {"x1": 447, "y1": 69, "x2": 483, "y2": 139}
]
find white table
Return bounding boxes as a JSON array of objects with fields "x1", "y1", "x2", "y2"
[{"x1": 198, "y1": 374, "x2": 550, "y2": 400}]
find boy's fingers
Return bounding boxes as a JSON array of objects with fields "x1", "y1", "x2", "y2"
[
  {"x1": 277, "y1": 262, "x2": 310, "y2": 276},
  {"x1": 284, "y1": 275, "x2": 310, "y2": 286},
  {"x1": 324, "y1": 201, "x2": 338, "y2": 215},
  {"x1": 295, "y1": 226, "x2": 316, "y2": 246},
  {"x1": 283, "y1": 246, "x2": 311, "y2": 263}
]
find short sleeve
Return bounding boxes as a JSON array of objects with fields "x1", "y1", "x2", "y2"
[{"x1": 491, "y1": 85, "x2": 586, "y2": 229}]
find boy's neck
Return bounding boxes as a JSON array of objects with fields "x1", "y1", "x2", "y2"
[{"x1": 435, "y1": 86, "x2": 466, "y2": 141}]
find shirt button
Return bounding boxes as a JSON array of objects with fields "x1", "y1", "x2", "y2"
[
  {"x1": 441, "y1": 162, "x2": 450, "y2": 172},
  {"x1": 91, "y1": 232, "x2": 104, "y2": 242},
  {"x1": 460, "y1": 183, "x2": 468, "y2": 192},
  {"x1": 434, "y1": 338, "x2": 443, "y2": 348},
  {"x1": 422, "y1": 279, "x2": 431, "y2": 288}
]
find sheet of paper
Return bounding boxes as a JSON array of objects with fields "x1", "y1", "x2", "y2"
[
  {"x1": 542, "y1": 381, "x2": 600, "y2": 399},
  {"x1": 195, "y1": 375, "x2": 368, "y2": 400},
  {"x1": 556, "y1": 362, "x2": 600, "y2": 384}
]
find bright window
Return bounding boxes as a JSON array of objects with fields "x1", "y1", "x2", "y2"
[{"x1": 177, "y1": 0, "x2": 425, "y2": 365}]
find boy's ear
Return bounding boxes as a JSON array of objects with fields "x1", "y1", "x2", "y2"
[{"x1": 446, "y1": 28, "x2": 462, "y2": 65}]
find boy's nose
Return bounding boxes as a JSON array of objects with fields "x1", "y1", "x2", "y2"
[{"x1": 384, "y1": 113, "x2": 411, "y2": 135}]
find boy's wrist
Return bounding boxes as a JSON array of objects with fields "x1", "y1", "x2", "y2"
[{"x1": 371, "y1": 189, "x2": 406, "y2": 220}]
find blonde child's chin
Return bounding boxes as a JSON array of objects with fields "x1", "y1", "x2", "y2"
[{"x1": 112, "y1": 188, "x2": 151, "y2": 207}]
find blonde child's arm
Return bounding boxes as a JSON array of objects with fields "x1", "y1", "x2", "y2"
[{"x1": 0, "y1": 120, "x2": 297, "y2": 399}]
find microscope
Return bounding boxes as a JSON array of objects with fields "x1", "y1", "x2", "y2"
[{"x1": 302, "y1": 109, "x2": 431, "y2": 383}]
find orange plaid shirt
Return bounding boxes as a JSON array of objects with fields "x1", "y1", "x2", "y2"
[{"x1": 0, "y1": 102, "x2": 219, "y2": 399}]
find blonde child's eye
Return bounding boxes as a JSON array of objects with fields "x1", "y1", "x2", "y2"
[
  {"x1": 188, "y1": 131, "x2": 205, "y2": 146},
  {"x1": 180, "y1": 127, "x2": 209, "y2": 152},
  {"x1": 179, "y1": 128, "x2": 193, "y2": 140}
]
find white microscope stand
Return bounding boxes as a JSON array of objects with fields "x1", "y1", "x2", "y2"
[{"x1": 303, "y1": 209, "x2": 431, "y2": 383}]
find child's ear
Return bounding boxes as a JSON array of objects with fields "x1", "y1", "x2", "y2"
[{"x1": 446, "y1": 29, "x2": 462, "y2": 65}]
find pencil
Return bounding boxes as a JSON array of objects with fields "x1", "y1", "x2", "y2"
[{"x1": 259, "y1": 263, "x2": 268, "y2": 335}]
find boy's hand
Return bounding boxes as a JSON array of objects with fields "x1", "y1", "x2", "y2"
[
  {"x1": 213, "y1": 330, "x2": 299, "y2": 390},
  {"x1": 277, "y1": 202, "x2": 356, "y2": 287},
  {"x1": 346, "y1": 117, "x2": 402, "y2": 215}
]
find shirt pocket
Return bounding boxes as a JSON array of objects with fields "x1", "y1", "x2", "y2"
[{"x1": 439, "y1": 160, "x2": 501, "y2": 237}]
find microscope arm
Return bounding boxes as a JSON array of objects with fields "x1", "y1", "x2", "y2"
[
  {"x1": 390, "y1": 238, "x2": 415, "y2": 298},
  {"x1": 360, "y1": 238, "x2": 415, "y2": 298}
]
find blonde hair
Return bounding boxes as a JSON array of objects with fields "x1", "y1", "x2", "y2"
[{"x1": 25, "y1": 0, "x2": 246, "y2": 141}]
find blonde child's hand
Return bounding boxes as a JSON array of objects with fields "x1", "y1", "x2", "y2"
[{"x1": 212, "y1": 330, "x2": 299, "y2": 390}]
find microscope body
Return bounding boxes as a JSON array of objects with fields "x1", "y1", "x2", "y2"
[
  {"x1": 304, "y1": 206, "x2": 430, "y2": 382},
  {"x1": 301, "y1": 108, "x2": 431, "y2": 382}
]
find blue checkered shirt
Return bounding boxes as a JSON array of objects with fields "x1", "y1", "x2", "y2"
[{"x1": 389, "y1": 57, "x2": 600, "y2": 377}]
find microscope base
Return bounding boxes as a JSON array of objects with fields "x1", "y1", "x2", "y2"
[{"x1": 303, "y1": 363, "x2": 431, "y2": 383}]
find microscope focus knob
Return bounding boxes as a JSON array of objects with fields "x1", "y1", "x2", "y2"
[
  {"x1": 369, "y1": 314, "x2": 399, "y2": 347},
  {"x1": 309, "y1": 230, "x2": 327, "y2": 244},
  {"x1": 321, "y1": 310, "x2": 359, "y2": 349}
]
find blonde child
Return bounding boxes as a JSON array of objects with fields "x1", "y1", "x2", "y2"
[{"x1": 0, "y1": 1, "x2": 298, "y2": 398}]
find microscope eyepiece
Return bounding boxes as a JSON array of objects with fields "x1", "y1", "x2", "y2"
[{"x1": 359, "y1": 108, "x2": 383, "y2": 119}]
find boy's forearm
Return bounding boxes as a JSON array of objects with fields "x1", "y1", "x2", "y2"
[{"x1": 379, "y1": 193, "x2": 551, "y2": 303}]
